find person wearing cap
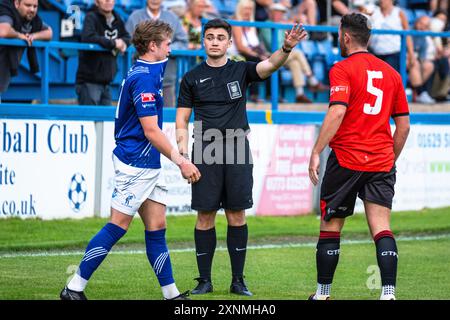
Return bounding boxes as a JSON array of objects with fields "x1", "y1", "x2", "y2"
[{"x1": 261, "y1": 2, "x2": 329, "y2": 103}]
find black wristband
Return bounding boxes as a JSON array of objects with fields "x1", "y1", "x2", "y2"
[{"x1": 281, "y1": 46, "x2": 292, "y2": 53}]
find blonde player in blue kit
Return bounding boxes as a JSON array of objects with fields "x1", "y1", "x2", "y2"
[{"x1": 60, "y1": 20, "x2": 201, "y2": 300}]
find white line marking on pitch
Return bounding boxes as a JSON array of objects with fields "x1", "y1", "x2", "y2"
[{"x1": 1, "y1": 233, "x2": 449, "y2": 259}]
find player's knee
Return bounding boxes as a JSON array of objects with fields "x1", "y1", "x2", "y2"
[
  {"x1": 225, "y1": 211, "x2": 246, "y2": 226},
  {"x1": 109, "y1": 220, "x2": 130, "y2": 232},
  {"x1": 196, "y1": 212, "x2": 216, "y2": 229}
]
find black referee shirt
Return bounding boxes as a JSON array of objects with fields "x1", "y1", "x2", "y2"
[{"x1": 177, "y1": 59, "x2": 264, "y2": 137}]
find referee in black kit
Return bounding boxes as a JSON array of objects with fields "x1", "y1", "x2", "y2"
[{"x1": 176, "y1": 18, "x2": 307, "y2": 296}]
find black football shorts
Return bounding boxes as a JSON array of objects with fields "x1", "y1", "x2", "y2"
[
  {"x1": 191, "y1": 136, "x2": 253, "y2": 212},
  {"x1": 320, "y1": 150, "x2": 396, "y2": 221}
]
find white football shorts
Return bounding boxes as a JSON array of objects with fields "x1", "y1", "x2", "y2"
[{"x1": 111, "y1": 154, "x2": 168, "y2": 216}]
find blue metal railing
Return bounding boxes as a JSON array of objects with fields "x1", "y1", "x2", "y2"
[
  {"x1": 1, "y1": 103, "x2": 450, "y2": 125},
  {"x1": 0, "y1": 38, "x2": 204, "y2": 104},
  {"x1": 225, "y1": 20, "x2": 450, "y2": 96},
  {"x1": 1, "y1": 21, "x2": 450, "y2": 108}
]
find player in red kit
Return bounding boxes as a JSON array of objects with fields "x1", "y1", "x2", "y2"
[{"x1": 308, "y1": 13, "x2": 410, "y2": 300}]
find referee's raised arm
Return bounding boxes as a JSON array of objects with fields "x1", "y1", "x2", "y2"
[{"x1": 255, "y1": 23, "x2": 308, "y2": 79}]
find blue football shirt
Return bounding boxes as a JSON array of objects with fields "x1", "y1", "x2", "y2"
[{"x1": 113, "y1": 58, "x2": 168, "y2": 168}]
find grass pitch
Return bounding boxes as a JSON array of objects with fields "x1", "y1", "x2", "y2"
[{"x1": 0, "y1": 207, "x2": 449, "y2": 300}]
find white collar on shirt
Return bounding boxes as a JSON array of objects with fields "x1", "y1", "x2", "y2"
[{"x1": 146, "y1": 8, "x2": 161, "y2": 20}]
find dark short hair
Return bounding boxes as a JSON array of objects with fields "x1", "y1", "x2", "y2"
[
  {"x1": 340, "y1": 13, "x2": 371, "y2": 47},
  {"x1": 203, "y1": 18, "x2": 232, "y2": 39},
  {"x1": 132, "y1": 20, "x2": 173, "y2": 56}
]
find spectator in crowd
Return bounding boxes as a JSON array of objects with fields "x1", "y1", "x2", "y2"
[
  {"x1": 430, "y1": 10, "x2": 448, "y2": 55},
  {"x1": 255, "y1": 0, "x2": 272, "y2": 21},
  {"x1": 76, "y1": 0, "x2": 130, "y2": 106},
  {"x1": 231, "y1": 0, "x2": 271, "y2": 101},
  {"x1": 369, "y1": 0, "x2": 415, "y2": 72},
  {"x1": 409, "y1": 15, "x2": 436, "y2": 104},
  {"x1": 429, "y1": 11, "x2": 450, "y2": 102},
  {"x1": 290, "y1": 0, "x2": 318, "y2": 25},
  {"x1": 260, "y1": 2, "x2": 328, "y2": 102},
  {"x1": 431, "y1": 0, "x2": 448, "y2": 14},
  {"x1": 203, "y1": 0, "x2": 220, "y2": 18},
  {"x1": 0, "y1": 0, "x2": 52, "y2": 102},
  {"x1": 182, "y1": 0, "x2": 207, "y2": 50},
  {"x1": 317, "y1": 0, "x2": 349, "y2": 25},
  {"x1": 163, "y1": 0, "x2": 188, "y2": 18},
  {"x1": 409, "y1": 0, "x2": 434, "y2": 11},
  {"x1": 126, "y1": 0, "x2": 188, "y2": 107}
]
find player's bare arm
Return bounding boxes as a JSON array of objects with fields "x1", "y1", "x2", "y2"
[
  {"x1": 139, "y1": 115, "x2": 201, "y2": 184},
  {"x1": 308, "y1": 104, "x2": 347, "y2": 185},
  {"x1": 175, "y1": 107, "x2": 193, "y2": 156},
  {"x1": 392, "y1": 115, "x2": 410, "y2": 161},
  {"x1": 256, "y1": 23, "x2": 308, "y2": 79}
]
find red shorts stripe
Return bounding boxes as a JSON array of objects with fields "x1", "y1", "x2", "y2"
[
  {"x1": 320, "y1": 200, "x2": 327, "y2": 221},
  {"x1": 373, "y1": 230, "x2": 394, "y2": 242},
  {"x1": 320, "y1": 231, "x2": 341, "y2": 239}
]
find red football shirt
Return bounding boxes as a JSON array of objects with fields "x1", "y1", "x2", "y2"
[{"x1": 328, "y1": 52, "x2": 409, "y2": 172}]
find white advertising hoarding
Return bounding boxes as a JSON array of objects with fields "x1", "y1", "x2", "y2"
[
  {"x1": 354, "y1": 124, "x2": 450, "y2": 213},
  {"x1": 100, "y1": 123, "x2": 315, "y2": 217},
  {"x1": 100, "y1": 122, "x2": 194, "y2": 217},
  {"x1": 0, "y1": 119, "x2": 96, "y2": 219},
  {"x1": 393, "y1": 124, "x2": 450, "y2": 210}
]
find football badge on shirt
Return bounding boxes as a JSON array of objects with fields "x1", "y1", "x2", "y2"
[
  {"x1": 330, "y1": 86, "x2": 348, "y2": 96},
  {"x1": 227, "y1": 81, "x2": 242, "y2": 99},
  {"x1": 141, "y1": 92, "x2": 156, "y2": 102}
]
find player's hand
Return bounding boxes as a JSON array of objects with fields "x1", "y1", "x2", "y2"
[
  {"x1": 308, "y1": 152, "x2": 320, "y2": 186},
  {"x1": 283, "y1": 22, "x2": 308, "y2": 51},
  {"x1": 179, "y1": 161, "x2": 201, "y2": 184}
]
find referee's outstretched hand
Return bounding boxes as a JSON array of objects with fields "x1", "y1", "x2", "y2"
[
  {"x1": 283, "y1": 23, "x2": 308, "y2": 51},
  {"x1": 179, "y1": 160, "x2": 202, "y2": 184}
]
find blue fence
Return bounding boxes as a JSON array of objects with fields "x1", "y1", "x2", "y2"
[
  {"x1": 1, "y1": 103, "x2": 450, "y2": 125},
  {"x1": 1, "y1": 21, "x2": 450, "y2": 110}
]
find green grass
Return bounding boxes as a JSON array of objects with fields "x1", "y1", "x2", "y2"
[
  {"x1": 0, "y1": 207, "x2": 449, "y2": 299},
  {"x1": 0, "y1": 239, "x2": 449, "y2": 299},
  {"x1": 1, "y1": 207, "x2": 450, "y2": 252}
]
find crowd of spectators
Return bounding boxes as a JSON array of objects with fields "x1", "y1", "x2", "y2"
[{"x1": 0, "y1": 0, "x2": 449, "y2": 104}]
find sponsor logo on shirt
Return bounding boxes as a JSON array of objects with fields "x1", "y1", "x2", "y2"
[
  {"x1": 330, "y1": 85, "x2": 348, "y2": 96},
  {"x1": 141, "y1": 93, "x2": 156, "y2": 102}
]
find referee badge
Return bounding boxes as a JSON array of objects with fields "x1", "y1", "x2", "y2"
[{"x1": 227, "y1": 81, "x2": 242, "y2": 99}]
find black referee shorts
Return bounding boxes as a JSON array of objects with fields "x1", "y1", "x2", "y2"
[
  {"x1": 320, "y1": 150, "x2": 396, "y2": 221},
  {"x1": 191, "y1": 137, "x2": 253, "y2": 212}
]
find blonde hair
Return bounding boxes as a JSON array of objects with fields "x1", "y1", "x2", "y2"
[
  {"x1": 235, "y1": 0, "x2": 255, "y2": 22},
  {"x1": 132, "y1": 20, "x2": 173, "y2": 56}
]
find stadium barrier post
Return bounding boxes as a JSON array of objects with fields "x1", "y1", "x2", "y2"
[
  {"x1": 400, "y1": 34, "x2": 407, "y2": 88},
  {"x1": 40, "y1": 45, "x2": 50, "y2": 104},
  {"x1": 94, "y1": 121, "x2": 104, "y2": 218},
  {"x1": 271, "y1": 26, "x2": 279, "y2": 112}
]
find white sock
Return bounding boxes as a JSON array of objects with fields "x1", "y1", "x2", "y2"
[
  {"x1": 161, "y1": 283, "x2": 180, "y2": 299},
  {"x1": 308, "y1": 76, "x2": 319, "y2": 87},
  {"x1": 380, "y1": 285, "x2": 396, "y2": 299},
  {"x1": 296, "y1": 86, "x2": 304, "y2": 96},
  {"x1": 67, "y1": 272, "x2": 88, "y2": 292},
  {"x1": 315, "y1": 283, "x2": 331, "y2": 299}
]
